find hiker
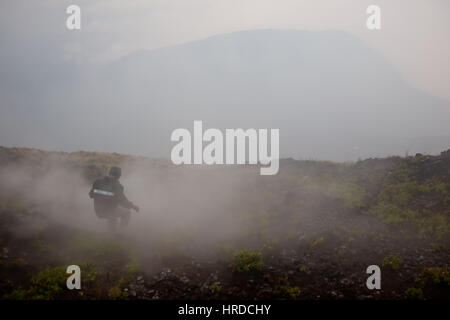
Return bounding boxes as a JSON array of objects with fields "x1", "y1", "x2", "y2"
[{"x1": 89, "y1": 166, "x2": 139, "y2": 233}]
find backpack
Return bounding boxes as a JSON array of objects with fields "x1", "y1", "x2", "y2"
[
  {"x1": 90, "y1": 176, "x2": 118, "y2": 218},
  {"x1": 92, "y1": 176, "x2": 116, "y2": 198}
]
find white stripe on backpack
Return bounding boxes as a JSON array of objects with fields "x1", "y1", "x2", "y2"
[{"x1": 93, "y1": 189, "x2": 115, "y2": 197}]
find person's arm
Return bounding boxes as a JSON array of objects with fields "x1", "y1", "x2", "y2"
[
  {"x1": 89, "y1": 179, "x2": 99, "y2": 198},
  {"x1": 116, "y1": 184, "x2": 139, "y2": 212}
]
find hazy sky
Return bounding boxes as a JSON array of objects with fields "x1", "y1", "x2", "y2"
[
  {"x1": 0, "y1": 1, "x2": 449, "y2": 161},
  {"x1": 1, "y1": 0, "x2": 449, "y2": 100}
]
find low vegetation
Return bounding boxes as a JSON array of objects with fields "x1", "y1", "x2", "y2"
[
  {"x1": 0, "y1": 146, "x2": 449, "y2": 300},
  {"x1": 230, "y1": 250, "x2": 264, "y2": 273}
]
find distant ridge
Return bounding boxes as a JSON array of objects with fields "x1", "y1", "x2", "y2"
[{"x1": 1, "y1": 29, "x2": 449, "y2": 160}]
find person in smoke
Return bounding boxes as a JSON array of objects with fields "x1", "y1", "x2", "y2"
[{"x1": 89, "y1": 167, "x2": 139, "y2": 233}]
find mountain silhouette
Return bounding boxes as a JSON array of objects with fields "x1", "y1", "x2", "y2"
[{"x1": 2, "y1": 29, "x2": 449, "y2": 160}]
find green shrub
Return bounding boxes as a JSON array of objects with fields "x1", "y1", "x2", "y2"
[
  {"x1": 231, "y1": 250, "x2": 263, "y2": 272},
  {"x1": 416, "y1": 266, "x2": 450, "y2": 287},
  {"x1": 298, "y1": 265, "x2": 308, "y2": 273},
  {"x1": 382, "y1": 255, "x2": 403, "y2": 270},
  {"x1": 108, "y1": 285, "x2": 127, "y2": 300},
  {"x1": 209, "y1": 283, "x2": 222, "y2": 294},
  {"x1": 273, "y1": 285, "x2": 301, "y2": 299},
  {"x1": 368, "y1": 176, "x2": 450, "y2": 240},
  {"x1": 80, "y1": 262, "x2": 98, "y2": 289},
  {"x1": 326, "y1": 182, "x2": 366, "y2": 208},
  {"x1": 405, "y1": 266, "x2": 450, "y2": 299},
  {"x1": 369, "y1": 202, "x2": 418, "y2": 226},
  {"x1": 3, "y1": 267, "x2": 67, "y2": 300}
]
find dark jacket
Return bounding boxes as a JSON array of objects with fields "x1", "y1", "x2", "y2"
[{"x1": 89, "y1": 175, "x2": 133, "y2": 218}]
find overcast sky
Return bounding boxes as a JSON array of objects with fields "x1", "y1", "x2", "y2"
[
  {"x1": 1, "y1": 0, "x2": 449, "y2": 101},
  {"x1": 0, "y1": 1, "x2": 449, "y2": 160}
]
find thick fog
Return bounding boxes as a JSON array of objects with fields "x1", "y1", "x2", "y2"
[
  {"x1": 0, "y1": 1, "x2": 449, "y2": 161},
  {"x1": 0, "y1": 157, "x2": 263, "y2": 251}
]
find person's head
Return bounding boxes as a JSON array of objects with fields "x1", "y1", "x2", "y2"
[{"x1": 109, "y1": 166, "x2": 122, "y2": 180}]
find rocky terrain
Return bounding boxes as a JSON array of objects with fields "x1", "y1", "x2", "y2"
[{"x1": 0, "y1": 146, "x2": 449, "y2": 300}]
